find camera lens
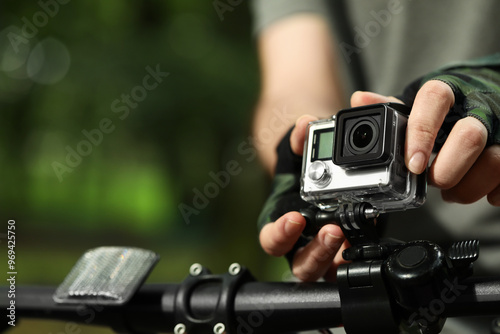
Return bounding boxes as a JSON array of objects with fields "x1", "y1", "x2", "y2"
[
  {"x1": 349, "y1": 120, "x2": 378, "y2": 154},
  {"x1": 353, "y1": 124, "x2": 373, "y2": 148}
]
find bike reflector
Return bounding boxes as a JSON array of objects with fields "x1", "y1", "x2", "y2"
[{"x1": 53, "y1": 246, "x2": 159, "y2": 305}]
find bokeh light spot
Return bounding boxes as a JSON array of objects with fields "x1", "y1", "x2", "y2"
[{"x1": 27, "y1": 37, "x2": 71, "y2": 85}]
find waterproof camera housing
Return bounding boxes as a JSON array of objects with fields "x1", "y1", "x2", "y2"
[{"x1": 301, "y1": 103, "x2": 426, "y2": 212}]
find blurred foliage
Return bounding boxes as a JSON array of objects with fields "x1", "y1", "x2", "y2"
[{"x1": 1, "y1": 1, "x2": 289, "y2": 332}]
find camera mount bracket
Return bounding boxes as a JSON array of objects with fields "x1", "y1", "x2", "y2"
[
  {"x1": 174, "y1": 263, "x2": 255, "y2": 334},
  {"x1": 301, "y1": 203, "x2": 480, "y2": 333},
  {"x1": 301, "y1": 202, "x2": 390, "y2": 259}
]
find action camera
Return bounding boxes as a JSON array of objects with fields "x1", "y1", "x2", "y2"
[{"x1": 300, "y1": 103, "x2": 426, "y2": 212}]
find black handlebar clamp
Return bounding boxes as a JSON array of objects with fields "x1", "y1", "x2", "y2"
[{"x1": 174, "y1": 263, "x2": 255, "y2": 334}]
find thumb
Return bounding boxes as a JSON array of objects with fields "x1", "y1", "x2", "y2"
[
  {"x1": 290, "y1": 114, "x2": 319, "y2": 155},
  {"x1": 351, "y1": 91, "x2": 403, "y2": 108}
]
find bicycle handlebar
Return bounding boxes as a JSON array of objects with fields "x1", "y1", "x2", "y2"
[
  {"x1": 3, "y1": 276, "x2": 500, "y2": 334},
  {"x1": 4, "y1": 281, "x2": 341, "y2": 333},
  {"x1": 3, "y1": 237, "x2": 500, "y2": 333}
]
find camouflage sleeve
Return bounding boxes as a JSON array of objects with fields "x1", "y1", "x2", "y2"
[
  {"x1": 401, "y1": 53, "x2": 500, "y2": 149},
  {"x1": 257, "y1": 127, "x2": 311, "y2": 265}
]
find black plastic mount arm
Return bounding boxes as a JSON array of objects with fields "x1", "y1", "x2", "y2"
[{"x1": 300, "y1": 202, "x2": 380, "y2": 247}]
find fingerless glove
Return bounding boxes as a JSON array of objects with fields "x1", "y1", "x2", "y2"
[{"x1": 401, "y1": 53, "x2": 500, "y2": 150}]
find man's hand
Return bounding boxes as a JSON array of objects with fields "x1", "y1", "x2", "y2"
[
  {"x1": 259, "y1": 115, "x2": 348, "y2": 282},
  {"x1": 261, "y1": 79, "x2": 500, "y2": 284},
  {"x1": 351, "y1": 85, "x2": 500, "y2": 206}
]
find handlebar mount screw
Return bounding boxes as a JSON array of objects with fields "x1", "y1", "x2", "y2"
[
  {"x1": 492, "y1": 317, "x2": 500, "y2": 334},
  {"x1": 189, "y1": 263, "x2": 203, "y2": 276},
  {"x1": 174, "y1": 323, "x2": 186, "y2": 334},
  {"x1": 213, "y1": 322, "x2": 226, "y2": 334},
  {"x1": 229, "y1": 263, "x2": 241, "y2": 275}
]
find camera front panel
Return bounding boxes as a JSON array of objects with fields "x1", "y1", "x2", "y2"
[
  {"x1": 300, "y1": 103, "x2": 426, "y2": 212},
  {"x1": 301, "y1": 118, "x2": 394, "y2": 210},
  {"x1": 333, "y1": 105, "x2": 396, "y2": 168}
]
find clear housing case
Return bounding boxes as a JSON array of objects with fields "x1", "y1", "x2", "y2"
[{"x1": 300, "y1": 103, "x2": 426, "y2": 213}]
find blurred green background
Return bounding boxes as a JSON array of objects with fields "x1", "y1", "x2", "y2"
[{"x1": 1, "y1": 1, "x2": 290, "y2": 332}]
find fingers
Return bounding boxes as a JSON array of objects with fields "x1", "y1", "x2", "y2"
[
  {"x1": 321, "y1": 239, "x2": 351, "y2": 282},
  {"x1": 260, "y1": 212, "x2": 347, "y2": 282},
  {"x1": 441, "y1": 144, "x2": 500, "y2": 205},
  {"x1": 290, "y1": 115, "x2": 318, "y2": 155},
  {"x1": 405, "y1": 80, "x2": 455, "y2": 174},
  {"x1": 350, "y1": 91, "x2": 402, "y2": 107},
  {"x1": 352, "y1": 85, "x2": 455, "y2": 175},
  {"x1": 488, "y1": 183, "x2": 500, "y2": 206},
  {"x1": 259, "y1": 211, "x2": 306, "y2": 257},
  {"x1": 292, "y1": 224, "x2": 345, "y2": 282},
  {"x1": 259, "y1": 211, "x2": 347, "y2": 282},
  {"x1": 429, "y1": 117, "x2": 488, "y2": 189},
  {"x1": 290, "y1": 92, "x2": 403, "y2": 157}
]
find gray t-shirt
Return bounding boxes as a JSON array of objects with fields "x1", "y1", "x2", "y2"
[
  {"x1": 252, "y1": 0, "x2": 500, "y2": 96},
  {"x1": 251, "y1": 2, "x2": 500, "y2": 331}
]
